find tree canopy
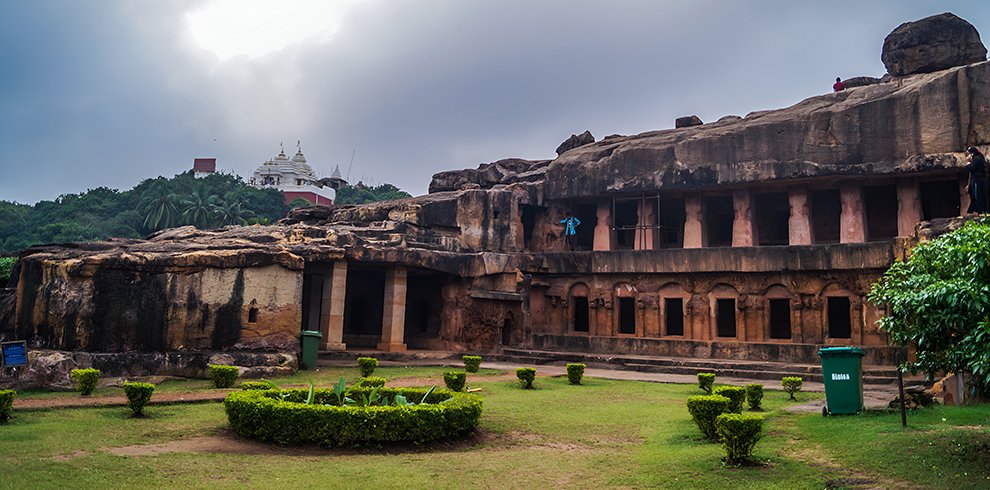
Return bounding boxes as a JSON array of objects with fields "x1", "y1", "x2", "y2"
[
  {"x1": 868, "y1": 219, "x2": 990, "y2": 393},
  {"x1": 333, "y1": 182, "x2": 411, "y2": 205},
  {"x1": 0, "y1": 171, "x2": 288, "y2": 252}
]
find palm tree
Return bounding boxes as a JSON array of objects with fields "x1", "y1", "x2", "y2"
[
  {"x1": 215, "y1": 200, "x2": 255, "y2": 226},
  {"x1": 138, "y1": 180, "x2": 179, "y2": 232},
  {"x1": 179, "y1": 189, "x2": 220, "y2": 228}
]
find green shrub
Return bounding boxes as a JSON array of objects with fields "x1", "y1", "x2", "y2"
[
  {"x1": 782, "y1": 376, "x2": 803, "y2": 400},
  {"x1": 745, "y1": 384, "x2": 764, "y2": 410},
  {"x1": 566, "y1": 363, "x2": 586, "y2": 385},
  {"x1": 223, "y1": 386, "x2": 483, "y2": 447},
  {"x1": 697, "y1": 373, "x2": 715, "y2": 394},
  {"x1": 715, "y1": 413, "x2": 764, "y2": 464},
  {"x1": 713, "y1": 386, "x2": 746, "y2": 414},
  {"x1": 69, "y1": 368, "x2": 100, "y2": 396},
  {"x1": 357, "y1": 357, "x2": 379, "y2": 377},
  {"x1": 356, "y1": 376, "x2": 387, "y2": 388},
  {"x1": 516, "y1": 368, "x2": 536, "y2": 389},
  {"x1": 209, "y1": 365, "x2": 239, "y2": 388},
  {"x1": 241, "y1": 381, "x2": 279, "y2": 391},
  {"x1": 463, "y1": 355, "x2": 482, "y2": 373},
  {"x1": 686, "y1": 395, "x2": 731, "y2": 440},
  {"x1": 0, "y1": 390, "x2": 15, "y2": 423},
  {"x1": 0, "y1": 257, "x2": 15, "y2": 284},
  {"x1": 122, "y1": 382, "x2": 155, "y2": 416},
  {"x1": 443, "y1": 372, "x2": 467, "y2": 392}
]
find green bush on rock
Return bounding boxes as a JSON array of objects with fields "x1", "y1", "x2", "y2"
[
  {"x1": 782, "y1": 376, "x2": 803, "y2": 400},
  {"x1": 686, "y1": 395, "x2": 731, "y2": 440},
  {"x1": 0, "y1": 390, "x2": 15, "y2": 423},
  {"x1": 357, "y1": 357, "x2": 378, "y2": 377},
  {"x1": 356, "y1": 377, "x2": 387, "y2": 388},
  {"x1": 70, "y1": 368, "x2": 100, "y2": 396},
  {"x1": 463, "y1": 355, "x2": 482, "y2": 373},
  {"x1": 715, "y1": 413, "x2": 764, "y2": 464},
  {"x1": 697, "y1": 373, "x2": 715, "y2": 394},
  {"x1": 566, "y1": 363, "x2": 586, "y2": 385},
  {"x1": 745, "y1": 384, "x2": 764, "y2": 410},
  {"x1": 122, "y1": 382, "x2": 154, "y2": 416},
  {"x1": 223, "y1": 386, "x2": 483, "y2": 447},
  {"x1": 443, "y1": 372, "x2": 466, "y2": 392},
  {"x1": 713, "y1": 386, "x2": 746, "y2": 413},
  {"x1": 209, "y1": 365, "x2": 239, "y2": 388},
  {"x1": 516, "y1": 368, "x2": 536, "y2": 389}
]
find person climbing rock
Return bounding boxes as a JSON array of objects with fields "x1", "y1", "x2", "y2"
[
  {"x1": 560, "y1": 212, "x2": 581, "y2": 251},
  {"x1": 965, "y1": 146, "x2": 989, "y2": 214},
  {"x1": 833, "y1": 77, "x2": 845, "y2": 92}
]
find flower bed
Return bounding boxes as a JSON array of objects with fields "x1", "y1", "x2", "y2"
[{"x1": 223, "y1": 386, "x2": 482, "y2": 447}]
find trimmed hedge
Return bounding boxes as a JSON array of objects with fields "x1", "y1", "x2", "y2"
[
  {"x1": 443, "y1": 372, "x2": 467, "y2": 392},
  {"x1": 209, "y1": 365, "x2": 239, "y2": 388},
  {"x1": 715, "y1": 413, "x2": 764, "y2": 464},
  {"x1": 566, "y1": 363, "x2": 586, "y2": 385},
  {"x1": 463, "y1": 355, "x2": 482, "y2": 373},
  {"x1": 782, "y1": 376, "x2": 803, "y2": 400},
  {"x1": 746, "y1": 384, "x2": 764, "y2": 410},
  {"x1": 70, "y1": 368, "x2": 100, "y2": 396},
  {"x1": 357, "y1": 357, "x2": 378, "y2": 377},
  {"x1": 713, "y1": 386, "x2": 746, "y2": 414},
  {"x1": 0, "y1": 390, "x2": 15, "y2": 423},
  {"x1": 516, "y1": 368, "x2": 536, "y2": 389},
  {"x1": 686, "y1": 395, "x2": 731, "y2": 440},
  {"x1": 356, "y1": 377, "x2": 387, "y2": 388},
  {"x1": 123, "y1": 382, "x2": 154, "y2": 416},
  {"x1": 697, "y1": 373, "x2": 715, "y2": 394},
  {"x1": 242, "y1": 381, "x2": 279, "y2": 391},
  {"x1": 223, "y1": 386, "x2": 483, "y2": 447}
]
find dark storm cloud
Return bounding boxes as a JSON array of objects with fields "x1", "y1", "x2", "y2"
[{"x1": 2, "y1": 1, "x2": 989, "y2": 203}]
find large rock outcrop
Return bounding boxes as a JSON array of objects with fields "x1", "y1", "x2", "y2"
[{"x1": 882, "y1": 12, "x2": 986, "y2": 76}]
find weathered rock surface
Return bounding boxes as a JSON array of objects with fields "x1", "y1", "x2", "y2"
[
  {"x1": 555, "y1": 130, "x2": 595, "y2": 155},
  {"x1": 675, "y1": 115, "x2": 703, "y2": 128},
  {"x1": 841, "y1": 76, "x2": 882, "y2": 89},
  {"x1": 882, "y1": 12, "x2": 986, "y2": 76},
  {"x1": 429, "y1": 158, "x2": 550, "y2": 193}
]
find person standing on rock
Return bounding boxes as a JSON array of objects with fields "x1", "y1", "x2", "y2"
[
  {"x1": 560, "y1": 212, "x2": 581, "y2": 251},
  {"x1": 833, "y1": 77, "x2": 845, "y2": 92},
  {"x1": 965, "y1": 146, "x2": 989, "y2": 214}
]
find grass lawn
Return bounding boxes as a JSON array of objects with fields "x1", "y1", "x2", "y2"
[{"x1": 2, "y1": 367, "x2": 988, "y2": 489}]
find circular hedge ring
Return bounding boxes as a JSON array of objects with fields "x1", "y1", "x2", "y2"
[{"x1": 223, "y1": 386, "x2": 482, "y2": 447}]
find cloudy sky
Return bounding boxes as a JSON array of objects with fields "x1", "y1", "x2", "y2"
[{"x1": 2, "y1": 1, "x2": 989, "y2": 204}]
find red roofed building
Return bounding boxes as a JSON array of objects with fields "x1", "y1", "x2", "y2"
[{"x1": 192, "y1": 158, "x2": 217, "y2": 178}]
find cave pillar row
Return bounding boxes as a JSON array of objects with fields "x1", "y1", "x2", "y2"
[
  {"x1": 683, "y1": 196, "x2": 703, "y2": 248},
  {"x1": 732, "y1": 190, "x2": 753, "y2": 247},
  {"x1": 593, "y1": 202, "x2": 611, "y2": 251},
  {"x1": 321, "y1": 261, "x2": 348, "y2": 351},
  {"x1": 840, "y1": 184, "x2": 865, "y2": 243},
  {"x1": 788, "y1": 189, "x2": 812, "y2": 245},
  {"x1": 634, "y1": 199, "x2": 655, "y2": 250},
  {"x1": 896, "y1": 180, "x2": 922, "y2": 237},
  {"x1": 378, "y1": 266, "x2": 408, "y2": 352}
]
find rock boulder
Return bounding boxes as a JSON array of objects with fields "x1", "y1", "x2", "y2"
[
  {"x1": 882, "y1": 12, "x2": 987, "y2": 76},
  {"x1": 675, "y1": 115, "x2": 703, "y2": 128},
  {"x1": 555, "y1": 130, "x2": 595, "y2": 155}
]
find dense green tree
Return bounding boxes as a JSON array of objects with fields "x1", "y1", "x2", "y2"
[
  {"x1": 869, "y1": 219, "x2": 990, "y2": 393},
  {"x1": 334, "y1": 182, "x2": 411, "y2": 205},
  {"x1": 180, "y1": 189, "x2": 220, "y2": 228},
  {"x1": 288, "y1": 197, "x2": 314, "y2": 209},
  {"x1": 139, "y1": 180, "x2": 180, "y2": 231},
  {"x1": 215, "y1": 200, "x2": 255, "y2": 226}
]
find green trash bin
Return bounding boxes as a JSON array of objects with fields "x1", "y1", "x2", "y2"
[
  {"x1": 300, "y1": 330, "x2": 322, "y2": 370},
  {"x1": 818, "y1": 346, "x2": 865, "y2": 416}
]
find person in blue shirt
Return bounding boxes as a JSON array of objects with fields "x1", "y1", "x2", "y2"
[{"x1": 560, "y1": 212, "x2": 581, "y2": 250}]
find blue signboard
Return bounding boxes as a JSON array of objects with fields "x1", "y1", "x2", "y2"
[{"x1": 1, "y1": 341, "x2": 27, "y2": 367}]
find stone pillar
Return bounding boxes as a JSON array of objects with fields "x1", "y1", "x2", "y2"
[
  {"x1": 839, "y1": 184, "x2": 865, "y2": 243},
  {"x1": 634, "y1": 199, "x2": 655, "y2": 250},
  {"x1": 732, "y1": 190, "x2": 753, "y2": 247},
  {"x1": 683, "y1": 196, "x2": 703, "y2": 249},
  {"x1": 593, "y1": 203, "x2": 611, "y2": 251},
  {"x1": 321, "y1": 261, "x2": 348, "y2": 351},
  {"x1": 378, "y1": 267, "x2": 408, "y2": 352},
  {"x1": 788, "y1": 189, "x2": 812, "y2": 245},
  {"x1": 896, "y1": 180, "x2": 922, "y2": 237},
  {"x1": 959, "y1": 178, "x2": 971, "y2": 216}
]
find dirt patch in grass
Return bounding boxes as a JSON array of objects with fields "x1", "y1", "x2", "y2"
[
  {"x1": 104, "y1": 431, "x2": 330, "y2": 457},
  {"x1": 17, "y1": 390, "x2": 230, "y2": 410},
  {"x1": 785, "y1": 439, "x2": 918, "y2": 489}
]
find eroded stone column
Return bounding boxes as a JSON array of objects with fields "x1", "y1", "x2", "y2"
[
  {"x1": 788, "y1": 190, "x2": 812, "y2": 245},
  {"x1": 896, "y1": 180, "x2": 922, "y2": 236},
  {"x1": 635, "y1": 199, "x2": 655, "y2": 250},
  {"x1": 732, "y1": 190, "x2": 753, "y2": 247},
  {"x1": 378, "y1": 267, "x2": 408, "y2": 352},
  {"x1": 840, "y1": 185, "x2": 865, "y2": 243},
  {"x1": 321, "y1": 261, "x2": 347, "y2": 351},
  {"x1": 959, "y1": 178, "x2": 971, "y2": 216},
  {"x1": 683, "y1": 196, "x2": 703, "y2": 249},
  {"x1": 593, "y1": 203, "x2": 611, "y2": 251}
]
